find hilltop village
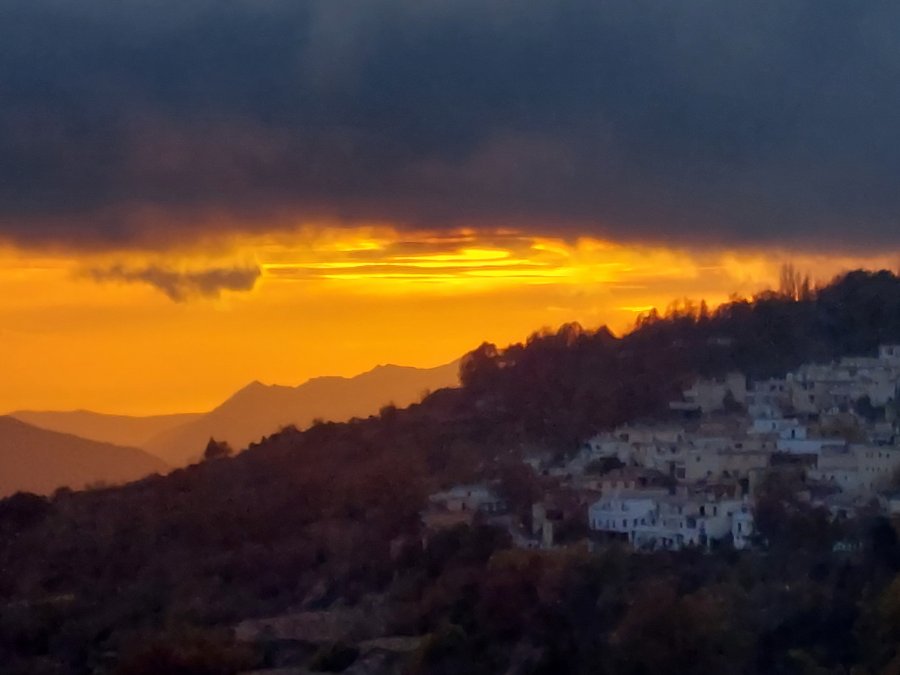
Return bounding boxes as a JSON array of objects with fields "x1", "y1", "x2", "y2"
[
  {"x1": 425, "y1": 344, "x2": 900, "y2": 553},
  {"x1": 11, "y1": 272, "x2": 900, "y2": 674}
]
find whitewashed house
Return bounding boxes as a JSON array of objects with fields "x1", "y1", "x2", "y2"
[
  {"x1": 852, "y1": 445, "x2": 900, "y2": 493},
  {"x1": 670, "y1": 373, "x2": 747, "y2": 414},
  {"x1": 808, "y1": 447, "x2": 861, "y2": 493},
  {"x1": 588, "y1": 491, "x2": 663, "y2": 538},
  {"x1": 581, "y1": 434, "x2": 632, "y2": 462},
  {"x1": 613, "y1": 425, "x2": 687, "y2": 445},
  {"x1": 750, "y1": 417, "x2": 807, "y2": 439},
  {"x1": 787, "y1": 348, "x2": 900, "y2": 414},
  {"x1": 589, "y1": 492, "x2": 747, "y2": 551},
  {"x1": 777, "y1": 437, "x2": 844, "y2": 456},
  {"x1": 428, "y1": 484, "x2": 506, "y2": 514},
  {"x1": 747, "y1": 378, "x2": 792, "y2": 415},
  {"x1": 731, "y1": 507, "x2": 755, "y2": 550},
  {"x1": 598, "y1": 467, "x2": 671, "y2": 493},
  {"x1": 880, "y1": 345, "x2": 900, "y2": 365},
  {"x1": 809, "y1": 445, "x2": 900, "y2": 495},
  {"x1": 879, "y1": 491, "x2": 900, "y2": 517}
]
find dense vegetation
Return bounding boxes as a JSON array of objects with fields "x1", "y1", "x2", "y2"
[
  {"x1": 461, "y1": 268, "x2": 900, "y2": 446},
  {"x1": 4, "y1": 269, "x2": 900, "y2": 674}
]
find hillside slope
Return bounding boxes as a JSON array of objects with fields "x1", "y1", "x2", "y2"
[
  {"x1": 144, "y1": 361, "x2": 460, "y2": 465},
  {"x1": 0, "y1": 416, "x2": 169, "y2": 496},
  {"x1": 4, "y1": 271, "x2": 900, "y2": 672},
  {"x1": 10, "y1": 409, "x2": 202, "y2": 448}
]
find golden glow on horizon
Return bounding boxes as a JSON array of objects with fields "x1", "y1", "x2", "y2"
[{"x1": 1, "y1": 227, "x2": 896, "y2": 416}]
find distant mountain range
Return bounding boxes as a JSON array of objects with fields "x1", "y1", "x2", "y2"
[
  {"x1": 11, "y1": 410, "x2": 202, "y2": 448},
  {"x1": 0, "y1": 416, "x2": 168, "y2": 497},
  {"x1": 143, "y1": 362, "x2": 460, "y2": 465},
  {"x1": 11, "y1": 361, "x2": 460, "y2": 468}
]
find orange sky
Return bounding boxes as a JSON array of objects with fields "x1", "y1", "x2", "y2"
[{"x1": 2, "y1": 226, "x2": 896, "y2": 416}]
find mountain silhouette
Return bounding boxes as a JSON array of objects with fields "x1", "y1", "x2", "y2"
[
  {"x1": 0, "y1": 416, "x2": 168, "y2": 496},
  {"x1": 10, "y1": 409, "x2": 201, "y2": 448},
  {"x1": 141, "y1": 361, "x2": 460, "y2": 465}
]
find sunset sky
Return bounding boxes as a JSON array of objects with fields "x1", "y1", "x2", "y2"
[{"x1": 3, "y1": 1, "x2": 900, "y2": 415}]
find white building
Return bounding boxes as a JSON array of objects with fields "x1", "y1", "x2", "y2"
[
  {"x1": 880, "y1": 491, "x2": 900, "y2": 517},
  {"x1": 852, "y1": 445, "x2": 900, "y2": 493},
  {"x1": 777, "y1": 437, "x2": 844, "y2": 456},
  {"x1": 788, "y1": 347, "x2": 900, "y2": 413},
  {"x1": 880, "y1": 345, "x2": 900, "y2": 365},
  {"x1": 428, "y1": 485, "x2": 506, "y2": 514},
  {"x1": 589, "y1": 491, "x2": 661, "y2": 535},
  {"x1": 750, "y1": 417, "x2": 807, "y2": 439},
  {"x1": 808, "y1": 445, "x2": 900, "y2": 495},
  {"x1": 589, "y1": 492, "x2": 747, "y2": 551},
  {"x1": 612, "y1": 425, "x2": 687, "y2": 445},
  {"x1": 577, "y1": 435, "x2": 632, "y2": 467},
  {"x1": 807, "y1": 447, "x2": 860, "y2": 493},
  {"x1": 748, "y1": 378, "x2": 791, "y2": 412},
  {"x1": 731, "y1": 507, "x2": 755, "y2": 550},
  {"x1": 670, "y1": 373, "x2": 747, "y2": 414},
  {"x1": 596, "y1": 467, "x2": 671, "y2": 493}
]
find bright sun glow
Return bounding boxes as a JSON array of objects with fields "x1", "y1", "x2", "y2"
[{"x1": 1, "y1": 226, "x2": 896, "y2": 415}]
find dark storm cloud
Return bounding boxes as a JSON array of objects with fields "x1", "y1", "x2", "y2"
[
  {"x1": 87, "y1": 264, "x2": 261, "y2": 301},
  {"x1": 2, "y1": 0, "x2": 900, "y2": 249}
]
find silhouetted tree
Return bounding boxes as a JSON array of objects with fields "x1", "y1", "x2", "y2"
[
  {"x1": 203, "y1": 438, "x2": 233, "y2": 461},
  {"x1": 0, "y1": 492, "x2": 51, "y2": 533}
]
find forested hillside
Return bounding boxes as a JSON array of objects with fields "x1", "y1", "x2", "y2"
[
  {"x1": 4, "y1": 270, "x2": 900, "y2": 674},
  {"x1": 459, "y1": 269, "x2": 900, "y2": 446}
]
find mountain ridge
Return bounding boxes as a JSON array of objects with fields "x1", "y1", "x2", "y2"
[
  {"x1": 12, "y1": 362, "x2": 461, "y2": 467},
  {"x1": 10, "y1": 409, "x2": 203, "y2": 448},
  {"x1": 143, "y1": 361, "x2": 460, "y2": 465},
  {"x1": 0, "y1": 416, "x2": 168, "y2": 496}
]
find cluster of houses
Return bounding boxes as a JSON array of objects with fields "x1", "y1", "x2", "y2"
[
  {"x1": 423, "y1": 346, "x2": 900, "y2": 554},
  {"x1": 420, "y1": 485, "x2": 509, "y2": 531},
  {"x1": 581, "y1": 344, "x2": 900, "y2": 551}
]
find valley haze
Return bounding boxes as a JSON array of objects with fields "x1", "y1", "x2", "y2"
[{"x1": 10, "y1": 361, "x2": 460, "y2": 468}]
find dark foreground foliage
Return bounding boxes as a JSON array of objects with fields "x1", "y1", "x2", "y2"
[{"x1": 3, "y1": 270, "x2": 900, "y2": 674}]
